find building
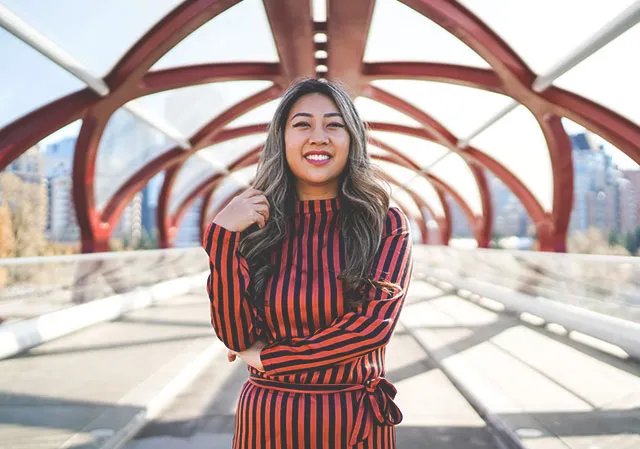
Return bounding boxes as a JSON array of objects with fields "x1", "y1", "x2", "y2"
[
  {"x1": 621, "y1": 170, "x2": 640, "y2": 233},
  {"x1": 39, "y1": 137, "x2": 81, "y2": 242},
  {"x1": 176, "y1": 197, "x2": 204, "y2": 247},
  {"x1": 2, "y1": 146, "x2": 48, "y2": 235},
  {"x1": 488, "y1": 173, "x2": 531, "y2": 238},
  {"x1": 42, "y1": 137, "x2": 74, "y2": 177},
  {"x1": 47, "y1": 175, "x2": 80, "y2": 242},
  {"x1": 5, "y1": 145, "x2": 45, "y2": 184},
  {"x1": 112, "y1": 192, "x2": 143, "y2": 247},
  {"x1": 448, "y1": 197, "x2": 472, "y2": 238},
  {"x1": 569, "y1": 131, "x2": 625, "y2": 234},
  {"x1": 141, "y1": 173, "x2": 164, "y2": 242}
]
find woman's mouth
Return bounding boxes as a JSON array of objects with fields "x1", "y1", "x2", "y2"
[{"x1": 304, "y1": 153, "x2": 332, "y2": 166}]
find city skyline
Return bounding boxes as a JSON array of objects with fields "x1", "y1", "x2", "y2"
[{"x1": 5, "y1": 123, "x2": 638, "y2": 254}]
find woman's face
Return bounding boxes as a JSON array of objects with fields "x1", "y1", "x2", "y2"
[{"x1": 284, "y1": 93, "x2": 350, "y2": 198}]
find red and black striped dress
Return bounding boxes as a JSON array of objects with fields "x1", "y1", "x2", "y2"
[{"x1": 203, "y1": 198, "x2": 413, "y2": 448}]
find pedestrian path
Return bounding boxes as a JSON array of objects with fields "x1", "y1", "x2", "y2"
[
  {"x1": 124, "y1": 281, "x2": 501, "y2": 449},
  {"x1": 0, "y1": 293, "x2": 220, "y2": 449},
  {"x1": 3, "y1": 278, "x2": 639, "y2": 449}
]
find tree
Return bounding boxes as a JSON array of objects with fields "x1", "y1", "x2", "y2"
[
  {"x1": 624, "y1": 227, "x2": 640, "y2": 256},
  {"x1": 137, "y1": 228, "x2": 157, "y2": 250},
  {"x1": 0, "y1": 173, "x2": 47, "y2": 257},
  {"x1": 0, "y1": 205, "x2": 15, "y2": 258},
  {"x1": 568, "y1": 227, "x2": 630, "y2": 256},
  {"x1": 608, "y1": 231, "x2": 621, "y2": 247}
]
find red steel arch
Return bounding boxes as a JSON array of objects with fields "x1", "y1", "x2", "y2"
[
  {"x1": 1, "y1": 0, "x2": 639, "y2": 255},
  {"x1": 367, "y1": 121, "x2": 550, "y2": 246}
]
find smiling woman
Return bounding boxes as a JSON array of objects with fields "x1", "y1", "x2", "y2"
[{"x1": 202, "y1": 79, "x2": 413, "y2": 449}]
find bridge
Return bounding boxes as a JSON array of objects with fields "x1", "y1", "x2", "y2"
[{"x1": 1, "y1": 1, "x2": 639, "y2": 448}]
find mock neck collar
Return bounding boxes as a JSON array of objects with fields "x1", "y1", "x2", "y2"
[{"x1": 296, "y1": 197, "x2": 341, "y2": 215}]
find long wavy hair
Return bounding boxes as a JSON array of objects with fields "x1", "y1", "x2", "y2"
[{"x1": 238, "y1": 78, "x2": 391, "y2": 310}]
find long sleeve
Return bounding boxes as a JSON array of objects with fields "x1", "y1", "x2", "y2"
[
  {"x1": 260, "y1": 207, "x2": 413, "y2": 376},
  {"x1": 202, "y1": 221, "x2": 261, "y2": 352}
]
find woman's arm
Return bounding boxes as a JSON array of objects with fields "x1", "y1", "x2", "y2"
[
  {"x1": 202, "y1": 221, "x2": 262, "y2": 352},
  {"x1": 202, "y1": 188, "x2": 269, "y2": 352},
  {"x1": 258, "y1": 207, "x2": 413, "y2": 376}
]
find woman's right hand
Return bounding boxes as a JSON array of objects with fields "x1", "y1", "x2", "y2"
[{"x1": 213, "y1": 188, "x2": 270, "y2": 232}]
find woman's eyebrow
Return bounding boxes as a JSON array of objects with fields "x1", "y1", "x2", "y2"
[{"x1": 291, "y1": 112, "x2": 343, "y2": 120}]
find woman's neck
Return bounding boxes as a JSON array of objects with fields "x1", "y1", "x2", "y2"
[{"x1": 295, "y1": 182, "x2": 339, "y2": 201}]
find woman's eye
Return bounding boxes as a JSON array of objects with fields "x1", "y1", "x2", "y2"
[
  {"x1": 328, "y1": 122, "x2": 345, "y2": 128},
  {"x1": 292, "y1": 122, "x2": 310, "y2": 128}
]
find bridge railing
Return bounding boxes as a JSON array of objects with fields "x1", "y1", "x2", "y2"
[
  {"x1": 0, "y1": 248, "x2": 207, "y2": 325},
  {"x1": 414, "y1": 246, "x2": 640, "y2": 359}
]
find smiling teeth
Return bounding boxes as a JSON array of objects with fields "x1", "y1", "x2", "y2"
[{"x1": 306, "y1": 154, "x2": 330, "y2": 161}]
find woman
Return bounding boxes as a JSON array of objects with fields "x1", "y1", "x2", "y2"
[{"x1": 202, "y1": 78, "x2": 413, "y2": 448}]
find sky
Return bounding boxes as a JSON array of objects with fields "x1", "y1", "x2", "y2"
[{"x1": 2, "y1": 0, "x2": 639, "y2": 176}]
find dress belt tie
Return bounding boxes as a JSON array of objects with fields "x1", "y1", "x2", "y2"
[{"x1": 248, "y1": 376, "x2": 403, "y2": 447}]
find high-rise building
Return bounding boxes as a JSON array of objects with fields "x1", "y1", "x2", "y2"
[
  {"x1": 42, "y1": 137, "x2": 75, "y2": 177},
  {"x1": 448, "y1": 197, "x2": 472, "y2": 238},
  {"x1": 40, "y1": 137, "x2": 80, "y2": 242},
  {"x1": 3, "y1": 146, "x2": 48, "y2": 235},
  {"x1": 569, "y1": 131, "x2": 627, "y2": 234},
  {"x1": 621, "y1": 170, "x2": 640, "y2": 233},
  {"x1": 112, "y1": 192, "x2": 143, "y2": 247},
  {"x1": 5, "y1": 145, "x2": 45, "y2": 184},
  {"x1": 176, "y1": 197, "x2": 203, "y2": 247},
  {"x1": 141, "y1": 173, "x2": 164, "y2": 242},
  {"x1": 47, "y1": 175, "x2": 80, "y2": 242},
  {"x1": 488, "y1": 172, "x2": 530, "y2": 238}
]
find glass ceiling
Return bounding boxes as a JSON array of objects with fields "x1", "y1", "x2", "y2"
[
  {"x1": 364, "y1": 0, "x2": 490, "y2": 68},
  {"x1": 1, "y1": 0, "x2": 639, "y2": 250},
  {"x1": 170, "y1": 133, "x2": 266, "y2": 215}
]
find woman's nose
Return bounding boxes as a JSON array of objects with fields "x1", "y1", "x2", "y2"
[{"x1": 309, "y1": 126, "x2": 329, "y2": 145}]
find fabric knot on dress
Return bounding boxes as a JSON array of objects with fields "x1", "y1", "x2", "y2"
[{"x1": 349, "y1": 378, "x2": 403, "y2": 447}]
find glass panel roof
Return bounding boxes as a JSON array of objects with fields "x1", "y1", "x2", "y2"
[
  {"x1": 130, "y1": 81, "x2": 273, "y2": 137},
  {"x1": 389, "y1": 186, "x2": 422, "y2": 221},
  {"x1": 39, "y1": 119, "x2": 82, "y2": 153},
  {"x1": 0, "y1": 27, "x2": 84, "y2": 129},
  {"x1": 459, "y1": 0, "x2": 637, "y2": 75},
  {"x1": 206, "y1": 164, "x2": 257, "y2": 219},
  {"x1": 39, "y1": 120, "x2": 81, "y2": 179},
  {"x1": 2, "y1": 0, "x2": 639, "y2": 251},
  {"x1": 176, "y1": 196, "x2": 203, "y2": 246},
  {"x1": 468, "y1": 105, "x2": 554, "y2": 211},
  {"x1": 355, "y1": 97, "x2": 422, "y2": 128},
  {"x1": 372, "y1": 158, "x2": 417, "y2": 184},
  {"x1": 151, "y1": 0, "x2": 278, "y2": 71},
  {"x1": 370, "y1": 80, "x2": 514, "y2": 139},
  {"x1": 554, "y1": 23, "x2": 640, "y2": 127},
  {"x1": 364, "y1": 0, "x2": 490, "y2": 67},
  {"x1": 225, "y1": 99, "x2": 280, "y2": 129},
  {"x1": 368, "y1": 131, "x2": 449, "y2": 168},
  {"x1": 95, "y1": 108, "x2": 172, "y2": 210},
  {"x1": 170, "y1": 134, "x2": 266, "y2": 214},
  {"x1": 372, "y1": 159, "x2": 445, "y2": 217},
  {"x1": 428, "y1": 152, "x2": 483, "y2": 215},
  {"x1": 405, "y1": 175, "x2": 445, "y2": 218},
  {"x1": 2, "y1": 0, "x2": 184, "y2": 76}
]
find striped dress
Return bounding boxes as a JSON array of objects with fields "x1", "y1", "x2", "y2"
[{"x1": 203, "y1": 198, "x2": 413, "y2": 448}]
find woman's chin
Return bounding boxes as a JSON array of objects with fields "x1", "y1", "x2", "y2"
[{"x1": 300, "y1": 176, "x2": 336, "y2": 187}]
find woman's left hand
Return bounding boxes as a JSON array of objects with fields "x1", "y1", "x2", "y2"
[{"x1": 228, "y1": 341, "x2": 267, "y2": 372}]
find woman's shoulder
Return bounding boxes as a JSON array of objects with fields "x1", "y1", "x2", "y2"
[{"x1": 383, "y1": 206, "x2": 411, "y2": 237}]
